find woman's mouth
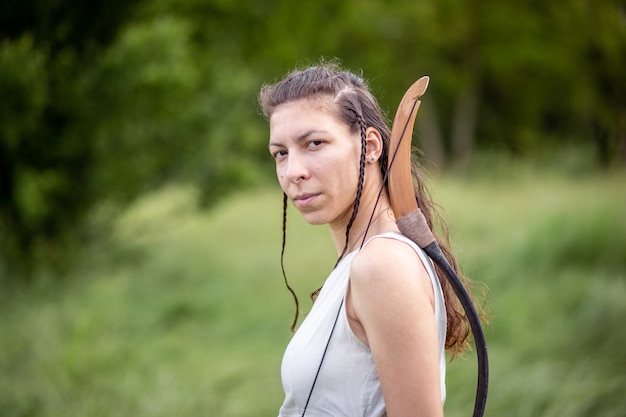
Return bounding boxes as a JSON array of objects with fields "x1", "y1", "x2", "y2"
[{"x1": 293, "y1": 193, "x2": 319, "y2": 209}]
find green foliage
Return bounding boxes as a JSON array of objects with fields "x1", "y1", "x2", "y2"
[
  {"x1": 0, "y1": 0, "x2": 144, "y2": 272},
  {"x1": 0, "y1": 6, "x2": 269, "y2": 273},
  {"x1": 0, "y1": 36, "x2": 47, "y2": 151},
  {"x1": 0, "y1": 37, "x2": 50, "y2": 237},
  {"x1": 81, "y1": 16, "x2": 201, "y2": 200},
  {"x1": 1, "y1": 0, "x2": 624, "y2": 274},
  {"x1": 1, "y1": 169, "x2": 625, "y2": 416}
]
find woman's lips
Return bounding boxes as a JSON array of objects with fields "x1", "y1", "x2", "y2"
[{"x1": 293, "y1": 193, "x2": 319, "y2": 209}]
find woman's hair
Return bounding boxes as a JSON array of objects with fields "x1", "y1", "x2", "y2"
[{"x1": 259, "y1": 59, "x2": 477, "y2": 355}]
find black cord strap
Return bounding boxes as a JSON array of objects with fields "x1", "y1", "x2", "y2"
[
  {"x1": 422, "y1": 242, "x2": 489, "y2": 417},
  {"x1": 300, "y1": 298, "x2": 345, "y2": 417}
]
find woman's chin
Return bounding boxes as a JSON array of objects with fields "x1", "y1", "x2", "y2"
[{"x1": 299, "y1": 212, "x2": 328, "y2": 226}]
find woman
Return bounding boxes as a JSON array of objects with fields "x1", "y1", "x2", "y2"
[{"x1": 259, "y1": 61, "x2": 475, "y2": 417}]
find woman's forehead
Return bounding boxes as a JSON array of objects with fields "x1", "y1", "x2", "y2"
[
  {"x1": 273, "y1": 97, "x2": 336, "y2": 117},
  {"x1": 269, "y1": 99, "x2": 346, "y2": 139}
]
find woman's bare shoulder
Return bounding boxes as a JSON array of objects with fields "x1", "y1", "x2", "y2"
[
  {"x1": 348, "y1": 236, "x2": 443, "y2": 417},
  {"x1": 351, "y1": 235, "x2": 424, "y2": 275},
  {"x1": 350, "y1": 236, "x2": 432, "y2": 297}
]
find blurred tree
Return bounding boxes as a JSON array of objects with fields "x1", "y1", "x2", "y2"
[
  {"x1": 364, "y1": 0, "x2": 626, "y2": 168},
  {"x1": 474, "y1": 0, "x2": 625, "y2": 165},
  {"x1": 577, "y1": 0, "x2": 626, "y2": 166},
  {"x1": 0, "y1": 0, "x2": 272, "y2": 275},
  {"x1": 0, "y1": 0, "x2": 141, "y2": 273},
  {"x1": 1, "y1": 0, "x2": 624, "y2": 276}
]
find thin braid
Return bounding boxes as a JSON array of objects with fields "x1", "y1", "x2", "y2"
[
  {"x1": 280, "y1": 192, "x2": 300, "y2": 331},
  {"x1": 311, "y1": 109, "x2": 367, "y2": 301},
  {"x1": 337, "y1": 109, "x2": 368, "y2": 263}
]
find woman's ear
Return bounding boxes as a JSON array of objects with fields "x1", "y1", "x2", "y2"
[{"x1": 365, "y1": 127, "x2": 383, "y2": 164}]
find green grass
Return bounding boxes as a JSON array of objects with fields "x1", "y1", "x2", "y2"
[{"x1": 1, "y1": 166, "x2": 625, "y2": 417}]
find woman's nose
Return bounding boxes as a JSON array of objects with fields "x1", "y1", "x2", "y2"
[{"x1": 284, "y1": 153, "x2": 309, "y2": 183}]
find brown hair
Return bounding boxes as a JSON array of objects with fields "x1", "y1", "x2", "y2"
[{"x1": 259, "y1": 59, "x2": 476, "y2": 354}]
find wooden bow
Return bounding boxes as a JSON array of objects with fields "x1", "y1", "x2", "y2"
[
  {"x1": 387, "y1": 76, "x2": 489, "y2": 417},
  {"x1": 387, "y1": 76, "x2": 429, "y2": 217}
]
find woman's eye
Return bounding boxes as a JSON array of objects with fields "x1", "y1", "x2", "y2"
[
  {"x1": 273, "y1": 150, "x2": 287, "y2": 159},
  {"x1": 307, "y1": 140, "x2": 323, "y2": 149}
]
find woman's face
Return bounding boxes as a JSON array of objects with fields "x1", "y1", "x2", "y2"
[{"x1": 268, "y1": 99, "x2": 361, "y2": 227}]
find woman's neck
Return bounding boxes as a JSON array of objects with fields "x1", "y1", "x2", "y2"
[{"x1": 328, "y1": 192, "x2": 398, "y2": 256}]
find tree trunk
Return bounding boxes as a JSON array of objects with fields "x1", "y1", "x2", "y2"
[
  {"x1": 451, "y1": 81, "x2": 480, "y2": 168},
  {"x1": 416, "y1": 102, "x2": 446, "y2": 172}
]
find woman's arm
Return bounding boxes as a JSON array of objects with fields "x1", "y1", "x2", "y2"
[{"x1": 348, "y1": 238, "x2": 444, "y2": 417}]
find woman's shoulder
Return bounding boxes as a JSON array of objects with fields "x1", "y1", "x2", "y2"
[
  {"x1": 350, "y1": 233, "x2": 429, "y2": 285},
  {"x1": 348, "y1": 232, "x2": 437, "y2": 325}
]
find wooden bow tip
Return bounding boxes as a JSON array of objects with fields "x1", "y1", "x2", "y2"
[{"x1": 413, "y1": 76, "x2": 430, "y2": 99}]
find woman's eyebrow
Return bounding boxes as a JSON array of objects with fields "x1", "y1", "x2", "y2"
[{"x1": 269, "y1": 129, "x2": 328, "y2": 148}]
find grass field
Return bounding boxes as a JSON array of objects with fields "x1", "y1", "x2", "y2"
[{"x1": 1, "y1": 162, "x2": 625, "y2": 417}]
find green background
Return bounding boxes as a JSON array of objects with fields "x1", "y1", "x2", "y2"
[{"x1": 1, "y1": 0, "x2": 625, "y2": 415}]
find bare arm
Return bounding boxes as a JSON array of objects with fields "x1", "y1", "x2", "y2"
[{"x1": 348, "y1": 238, "x2": 444, "y2": 417}]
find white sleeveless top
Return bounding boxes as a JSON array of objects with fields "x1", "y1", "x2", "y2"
[{"x1": 278, "y1": 232, "x2": 447, "y2": 417}]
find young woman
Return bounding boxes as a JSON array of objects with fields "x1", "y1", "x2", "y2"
[{"x1": 259, "y1": 61, "x2": 475, "y2": 417}]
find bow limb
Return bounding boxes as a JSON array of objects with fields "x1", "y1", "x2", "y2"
[
  {"x1": 387, "y1": 76, "x2": 429, "y2": 218},
  {"x1": 387, "y1": 76, "x2": 489, "y2": 417}
]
